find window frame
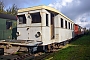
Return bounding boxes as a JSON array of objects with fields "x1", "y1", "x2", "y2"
[
  {"x1": 65, "y1": 20, "x2": 67, "y2": 29},
  {"x1": 17, "y1": 14, "x2": 26, "y2": 24},
  {"x1": 68, "y1": 22, "x2": 70, "y2": 29},
  {"x1": 61, "y1": 18, "x2": 63, "y2": 28},
  {"x1": 30, "y1": 12, "x2": 41, "y2": 23},
  {"x1": 6, "y1": 20, "x2": 12, "y2": 29},
  {"x1": 71, "y1": 23, "x2": 72, "y2": 30},
  {"x1": 46, "y1": 14, "x2": 48, "y2": 26}
]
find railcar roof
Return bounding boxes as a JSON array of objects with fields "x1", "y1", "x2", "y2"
[
  {"x1": 18, "y1": 5, "x2": 74, "y2": 23},
  {"x1": 18, "y1": 5, "x2": 60, "y2": 13},
  {"x1": 0, "y1": 13, "x2": 17, "y2": 20}
]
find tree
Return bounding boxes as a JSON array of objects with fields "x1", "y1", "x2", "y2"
[
  {"x1": 0, "y1": 1, "x2": 5, "y2": 13},
  {"x1": 6, "y1": 4, "x2": 18, "y2": 15},
  {"x1": 0, "y1": 1, "x2": 19, "y2": 15}
]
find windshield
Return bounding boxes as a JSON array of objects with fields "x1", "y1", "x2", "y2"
[
  {"x1": 30, "y1": 12, "x2": 41, "y2": 23},
  {"x1": 17, "y1": 14, "x2": 26, "y2": 24}
]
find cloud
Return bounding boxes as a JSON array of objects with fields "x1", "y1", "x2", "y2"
[
  {"x1": 0, "y1": 0, "x2": 41, "y2": 8},
  {"x1": 0, "y1": 0, "x2": 90, "y2": 28},
  {"x1": 49, "y1": 0, "x2": 90, "y2": 28}
]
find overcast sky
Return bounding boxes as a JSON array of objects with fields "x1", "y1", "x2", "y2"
[
  {"x1": 1, "y1": 0, "x2": 90, "y2": 29},
  {"x1": 49, "y1": 0, "x2": 90, "y2": 29}
]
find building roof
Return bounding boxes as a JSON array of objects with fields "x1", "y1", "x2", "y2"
[
  {"x1": 0, "y1": 13, "x2": 17, "y2": 20},
  {"x1": 18, "y1": 5, "x2": 74, "y2": 23}
]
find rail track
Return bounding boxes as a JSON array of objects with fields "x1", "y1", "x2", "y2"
[{"x1": 0, "y1": 48, "x2": 61, "y2": 60}]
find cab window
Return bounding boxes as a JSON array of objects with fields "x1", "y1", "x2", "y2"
[
  {"x1": 30, "y1": 12, "x2": 41, "y2": 23},
  {"x1": 6, "y1": 21, "x2": 12, "y2": 29},
  {"x1": 17, "y1": 14, "x2": 26, "y2": 24}
]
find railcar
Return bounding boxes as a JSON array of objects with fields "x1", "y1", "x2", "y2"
[
  {"x1": 16, "y1": 5, "x2": 75, "y2": 52},
  {"x1": 74, "y1": 24, "x2": 85, "y2": 36},
  {"x1": 0, "y1": 13, "x2": 17, "y2": 40},
  {"x1": 81, "y1": 27, "x2": 86, "y2": 35},
  {"x1": 74, "y1": 24, "x2": 79, "y2": 36}
]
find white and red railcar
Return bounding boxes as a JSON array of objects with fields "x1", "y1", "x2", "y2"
[{"x1": 16, "y1": 5, "x2": 75, "y2": 52}]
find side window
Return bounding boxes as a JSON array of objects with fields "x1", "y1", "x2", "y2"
[
  {"x1": 65, "y1": 20, "x2": 67, "y2": 29},
  {"x1": 6, "y1": 21, "x2": 12, "y2": 29},
  {"x1": 46, "y1": 14, "x2": 48, "y2": 26},
  {"x1": 71, "y1": 23, "x2": 72, "y2": 30},
  {"x1": 68, "y1": 22, "x2": 70, "y2": 29},
  {"x1": 17, "y1": 14, "x2": 26, "y2": 24},
  {"x1": 30, "y1": 12, "x2": 41, "y2": 23},
  {"x1": 61, "y1": 18, "x2": 63, "y2": 28}
]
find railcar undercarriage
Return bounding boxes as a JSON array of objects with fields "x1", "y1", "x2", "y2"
[{"x1": 0, "y1": 40, "x2": 42, "y2": 55}]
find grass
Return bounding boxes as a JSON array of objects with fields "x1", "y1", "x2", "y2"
[{"x1": 45, "y1": 32, "x2": 90, "y2": 60}]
